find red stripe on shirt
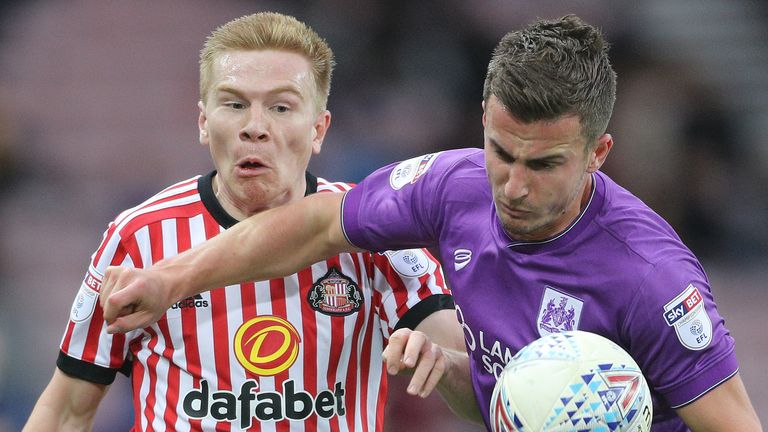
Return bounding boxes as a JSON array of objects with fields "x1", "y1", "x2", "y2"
[
  {"x1": 142, "y1": 326, "x2": 161, "y2": 431},
  {"x1": 269, "y1": 277, "x2": 292, "y2": 432},
  {"x1": 176, "y1": 217, "x2": 203, "y2": 431},
  {"x1": 324, "y1": 256, "x2": 344, "y2": 432},
  {"x1": 157, "y1": 317, "x2": 180, "y2": 430},
  {"x1": 345, "y1": 254, "x2": 366, "y2": 432},
  {"x1": 373, "y1": 256, "x2": 410, "y2": 320},
  {"x1": 298, "y1": 267, "x2": 318, "y2": 432}
]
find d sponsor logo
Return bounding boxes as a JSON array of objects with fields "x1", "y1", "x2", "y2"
[{"x1": 234, "y1": 316, "x2": 301, "y2": 376}]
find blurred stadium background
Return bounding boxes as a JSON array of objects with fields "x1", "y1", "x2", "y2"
[{"x1": 0, "y1": 1, "x2": 765, "y2": 430}]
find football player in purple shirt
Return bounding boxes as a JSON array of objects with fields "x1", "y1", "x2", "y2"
[{"x1": 100, "y1": 15, "x2": 761, "y2": 431}]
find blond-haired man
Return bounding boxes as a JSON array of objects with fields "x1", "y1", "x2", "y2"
[{"x1": 24, "y1": 13, "x2": 463, "y2": 431}]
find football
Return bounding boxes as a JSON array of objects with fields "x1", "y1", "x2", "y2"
[{"x1": 489, "y1": 331, "x2": 653, "y2": 432}]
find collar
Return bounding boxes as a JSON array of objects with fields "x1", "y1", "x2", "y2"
[{"x1": 198, "y1": 171, "x2": 318, "y2": 229}]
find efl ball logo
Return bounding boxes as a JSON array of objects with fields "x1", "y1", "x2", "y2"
[{"x1": 234, "y1": 316, "x2": 301, "y2": 376}]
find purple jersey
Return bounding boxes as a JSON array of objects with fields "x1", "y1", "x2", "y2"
[{"x1": 342, "y1": 148, "x2": 737, "y2": 431}]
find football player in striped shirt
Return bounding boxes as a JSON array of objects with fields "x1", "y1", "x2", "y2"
[
  {"x1": 25, "y1": 12, "x2": 464, "y2": 432},
  {"x1": 97, "y1": 15, "x2": 762, "y2": 432}
]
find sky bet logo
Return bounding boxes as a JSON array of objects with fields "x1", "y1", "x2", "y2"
[
  {"x1": 664, "y1": 286, "x2": 702, "y2": 326},
  {"x1": 183, "y1": 379, "x2": 345, "y2": 429}
]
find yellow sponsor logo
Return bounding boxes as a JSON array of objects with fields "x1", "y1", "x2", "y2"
[{"x1": 234, "y1": 315, "x2": 301, "y2": 376}]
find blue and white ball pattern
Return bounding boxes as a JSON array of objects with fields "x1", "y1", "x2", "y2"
[{"x1": 490, "y1": 331, "x2": 652, "y2": 432}]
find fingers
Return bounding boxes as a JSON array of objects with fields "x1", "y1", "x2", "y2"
[
  {"x1": 102, "y1": 278, "x2": 136, "y2": 324},
  {"x1": 105, "y1": 309, "x2": 152, "y2": 334},
  {"x1": 100, "y1": 266, "x2": 120, "y2": 308},
  {"x1": 406, "y1": 343, "x2": 445, "y2": 398},
  {"x1": 383, "y1": 328, "x2": 447, "y2": 398}
]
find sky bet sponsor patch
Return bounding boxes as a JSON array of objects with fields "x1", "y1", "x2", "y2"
[
  {"x1": 663, "y1": 284, "x2": 712, "y2": 350},
  {"x1": 70, "y1": 265, "x2": 102, "y2": 322}
]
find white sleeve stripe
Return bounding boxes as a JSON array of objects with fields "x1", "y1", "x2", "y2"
[{"x1": 669, "y1": 368, "x2": 739, "y2": 409}]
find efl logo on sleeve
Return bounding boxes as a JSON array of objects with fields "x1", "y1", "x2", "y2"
[
  {"x1": 70, "y1": 265, "x2": 102, "y2": 322},
  {"x1": 663, "y1": 284, "x2": 712, "y2": 350},
  {"x1": 381, "y1": 249, "x2": 430, "y2": 277},
  {"x1": 389, "y1": 153, "x2": 440, "y2": 190}
]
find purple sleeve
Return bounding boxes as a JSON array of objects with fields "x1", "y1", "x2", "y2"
[
  {"x1": 623, "y1": 256, "x2": 738, "y2": 408},
  {"x1": 341, "y1": 152, "x2": 447, "y2": 252}
]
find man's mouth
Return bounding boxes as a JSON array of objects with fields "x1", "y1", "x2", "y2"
[
  {"x1": 235, "y1": 158, "x2": 269, "y2": 175},
  {"x1": 239, "y1": 161, "x2": 264, "y2": 169}
]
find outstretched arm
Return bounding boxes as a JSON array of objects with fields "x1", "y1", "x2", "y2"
[
  {"x1": 676, "y1": 372, "x2": 762, "y2": 431},
  {"x1": 24, "y1": 369, "x2": 109, "y2": 431},
  {"x1": 101, "y1": 192, "x2": 357, "y2": 333}
]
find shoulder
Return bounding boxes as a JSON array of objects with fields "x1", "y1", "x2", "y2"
[
  {"x1": 111, "y1": 175, "x2": 204, "y2": 236},
  {"x1": 383, "y1": 148, "x2": 487, "y2": 192},
  {"x1": 593, "y1": 171, "x2": 694, "y2": 266}
]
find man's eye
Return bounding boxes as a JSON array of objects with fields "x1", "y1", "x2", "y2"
[
  {"x1": 495, "y1": 150, "x2": 514, "y2": 163},
  {"x1": 530, "y1": 161, "x2": 555, "y2": 170},
  {"x1": 273, "y1": 105, "x2": 290, "y2": 113},
  {"x1": 225, "y1": 102, "x2": 245, "y2": 109}
]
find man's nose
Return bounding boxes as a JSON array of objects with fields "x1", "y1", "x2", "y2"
[
  {"x1": 503, "y1": 164, "x2": 529, "y2": 200},
  {"x1": 240, "y1": 108, "x2": 269, "y2": 142}
]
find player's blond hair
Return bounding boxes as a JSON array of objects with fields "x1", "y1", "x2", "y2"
[{"x1": 200, "y1": 12, "x2": 335, "y2": 112}]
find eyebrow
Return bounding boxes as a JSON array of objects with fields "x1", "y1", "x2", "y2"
[
  {"x1": 489, "y1": 138, "x2": 567, "y2": 163},
  {"x1": 214, "y1": 84, "x2": 305, "y2": 100}
]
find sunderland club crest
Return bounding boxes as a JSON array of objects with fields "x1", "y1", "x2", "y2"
[
  {"x1": 308, "y1": 268, "x2": 363, "y2": 316},
  {"x1": 537, "y1": 286, "x2": 584, "y2": 337}
]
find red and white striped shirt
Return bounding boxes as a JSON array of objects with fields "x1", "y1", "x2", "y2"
[{"x1": 58, "y1": 172, "x2": 453, "y2": 432}]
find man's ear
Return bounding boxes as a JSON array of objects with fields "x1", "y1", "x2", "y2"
[
  {"x1": 198, "y1": 101, "x2": 209, "y2": 146},
  {"x1": 587, "y1": 134, "x2": 613, "y2": 173},
  {"x1": 311, "y1": 110, "x2": 332, "y2": 154},
  {"x1": 481, "y1": 100, "x2": 487, "y2": 128}
]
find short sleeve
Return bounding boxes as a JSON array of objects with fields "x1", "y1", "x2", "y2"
[
  {"x1": 623, "y1": 256, "x2": 738, "y2": 408},
  {"x1": 58, "y1": 223, "x2": 142, "y2": 383},
  {"x1": 368, "y1": 248, "x2": 453, "y2": 339},
  {"x1": 341, "y1": 152, "x2": 449, "y2": 252}
]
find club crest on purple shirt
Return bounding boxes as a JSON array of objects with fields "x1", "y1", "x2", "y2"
[{"x1": 538, "y1": 286, "x2": 584, "y2": 337}]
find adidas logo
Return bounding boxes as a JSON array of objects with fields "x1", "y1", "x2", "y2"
[
  {"x1": 171, "y1": 294, "x2": 209, "y2": 309},
  {"x1": 454, "y1": 249, "x2": 472, "y2": 271}
]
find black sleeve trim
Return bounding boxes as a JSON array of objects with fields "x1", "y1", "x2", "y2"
[
  {"x1": 56, "y1": 351, "x2": 131, "y2": 385},
  {"x1": 394, "y1": 294, "x2": 455, "y2": 331}
]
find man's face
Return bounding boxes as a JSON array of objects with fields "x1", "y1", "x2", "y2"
[
  {"x1": 199, "y1": 49, "x2": 330, "y2": 217},
  {"x1": 483, "y1": 96, "x2": 611, "y2": 242}
]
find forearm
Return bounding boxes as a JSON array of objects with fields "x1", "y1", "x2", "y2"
[
  {"x1": 436, "y1": 349, "x2": 484, "y2": 424},
  {"x1": 155, "y1": 192, "x2": 352, "y2": 301},
  {"x1": 24, "y1": 369, "x2": 108, "y2": 431}
]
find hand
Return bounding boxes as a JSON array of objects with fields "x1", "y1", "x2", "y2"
[
  {"x1": 99, "y1": 266, "x2": 175, "y2": 334},
  {"x1": 382, "y1": 328, "x2": 447, "y2": 398}
]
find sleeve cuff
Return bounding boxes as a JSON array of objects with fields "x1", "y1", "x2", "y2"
[
  {"x1": 394, "y1": 294, "x2": 455, "y2": 331},
  {"x1": 57, "y1": 351, "x2": 131, "y2": 385}
]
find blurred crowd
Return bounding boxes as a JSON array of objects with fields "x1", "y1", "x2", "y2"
[{"x1": 0, "y1": 1, "x2": 765, "y2": 431}]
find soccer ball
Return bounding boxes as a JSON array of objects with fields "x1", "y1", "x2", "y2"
[{"x1": 489, "y1": 331, "x2": 652, "y2": 432}]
